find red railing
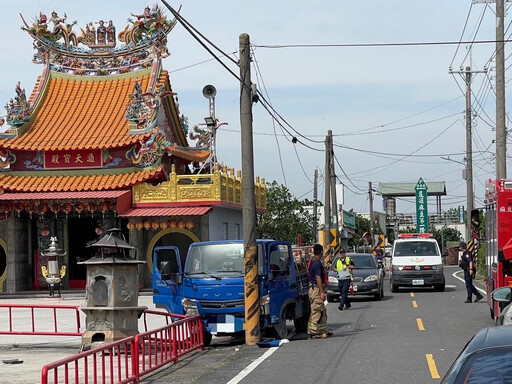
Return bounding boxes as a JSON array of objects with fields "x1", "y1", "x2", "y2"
[
  {"x1": 41, "y1": 313, "x2": 204, "y2": 384},
  {"x1": 0, "y1": 303, "x2": 81, "y2": 336},
  {"x1": 135, "y1": 315, "x2": 204, "y2": 378}
]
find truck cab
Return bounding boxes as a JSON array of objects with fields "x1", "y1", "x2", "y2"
[
  {"x1": 152, "y1": 240, "x2": 310, "y2": 345},
  {"x1": 389, "y1": 233, "x2": 445, "y2": 292}
]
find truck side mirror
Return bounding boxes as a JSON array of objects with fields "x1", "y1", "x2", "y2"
[{"x1": 492, "y1": 286, "x2": 512, "y2": 304}]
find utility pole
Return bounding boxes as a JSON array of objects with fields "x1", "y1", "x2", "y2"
[
  {"x1": 328, "y1": 130, "x2": 339, "y2": 251},
  {"x1": 313, "y1": 169, "x2": 318, "y2": 243},
  {"x1": 496, "y1": 0, "x2": 507, "y2": 179},
  {"x1": 239, "y1": 33, "x2": 259, "y2": 346},
  {"x1": 465, "y1": 67, "x2": 474, "y2": 241},
  {"x1": 369, "y1": 182, "x2": 375, "y2": 248},
  {"x1": 473, "y1": 0, "x2": 507, "y2": 178},
  {"x1": 324, "y1": 132, "x2": 331, "y2": 259},
  {"x1": 449, "y1": 65, "x2": 486, "y2": 240}
]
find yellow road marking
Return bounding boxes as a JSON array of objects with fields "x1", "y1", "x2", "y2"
[
  {"x1": 410, "y1": 292, "x2": 415, "y2": 297},
  {"x1": 412, "y1": 300, "x2": 418, "y2": 308},
  {"x1": 426, "y1": 354, "x2": 440, "y2": 379},
  {"x1": 417, "y1": 318, "x2": 425, "y2": 330}
]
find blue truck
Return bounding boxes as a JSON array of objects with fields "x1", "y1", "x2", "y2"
[{"x1": 152, "y1": 239, "x2": 310, "y2": 346}]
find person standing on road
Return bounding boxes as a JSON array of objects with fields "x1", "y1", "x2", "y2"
[
  {"x1": 307, "y1": 244, "x2": 333, "y2": 339},
  {"x1": 334, "y1": 248, "x2": 355, "y2": 310},
  {"x1": 459, "y1": 241, "x2": 483, "y2": 303}
]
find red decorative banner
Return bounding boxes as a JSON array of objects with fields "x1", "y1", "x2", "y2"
[{"x1": 44, "y1": 149, "x2": 102, "y2": 169}]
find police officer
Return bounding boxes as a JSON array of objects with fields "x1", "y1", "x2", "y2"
[
  {"x1": 334, "y1": 248, "x2": 355, "y2": 310},
  {"x1": 460, "y1": 241, "x2": 483, "y2": 303},
  {"x1": 307, "y1": 244, "x2": 333, "y2": 339}
]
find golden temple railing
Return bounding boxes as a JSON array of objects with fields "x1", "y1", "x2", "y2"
[{"x1": 132, "y1": 164, "x2": 266, "y2": 209}]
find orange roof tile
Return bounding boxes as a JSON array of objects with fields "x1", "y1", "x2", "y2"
[
  {"x1": 0, "y1": 167, "x2": 164, "y2": 193},
  {"x1": 1, "y1": 69, "x2": 154, "y2": 151}
]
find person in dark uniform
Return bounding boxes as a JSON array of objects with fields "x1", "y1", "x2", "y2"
[
  {"x1": 307, "y1": 244, "x2": 333, "y2": 339},
  {"x1": 460, "y1": 241, "x2": 483, "y2": 303}
]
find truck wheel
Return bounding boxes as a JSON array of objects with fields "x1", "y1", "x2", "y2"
[
  {"x1": 203, "y1": 330, "x2": 212, "y2": 347},
  {"x1": 490, "y1": 308, "x2": 495, "y2": 320}
]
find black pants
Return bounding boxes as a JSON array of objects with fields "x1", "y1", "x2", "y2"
[
  {"x1": 338, "y1": 279, "x2": 351, "y2": 307},
  {"x1": 464, "y1": 270, "x2": 479, "y2": 300}
]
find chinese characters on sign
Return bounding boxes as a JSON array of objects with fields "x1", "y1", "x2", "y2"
[
  {"x1": 415, "y1": 177, "x2": 429, "y2": 233},
  {"x1": 44, "y1": 150, "x2": 102, "y2": 169}
]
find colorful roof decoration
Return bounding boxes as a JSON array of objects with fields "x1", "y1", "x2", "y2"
[
  {"x1": 1, "y1": 70, "x2": 153, "y2": 151},
  {"x1": 1, "y1": 5, "x2": 211, "y2": 173},
  {"x1": 0, "y1": 166, "x2": 164, "y2": 192}
]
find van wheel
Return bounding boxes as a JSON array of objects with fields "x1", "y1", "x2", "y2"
[
  {"x1": 434, "y1": 284, "x2": 445, "y2": 292},
  {"x1": 326, "y1": 295, "x2": 335, "y2": 303},
  {"x1": 390, "y1": 280, "x2": 398, "y2": 293}
]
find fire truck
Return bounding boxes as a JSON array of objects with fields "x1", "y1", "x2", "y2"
[{"x1": 484, "y1": 179, "x2": 512, "y2": 321}]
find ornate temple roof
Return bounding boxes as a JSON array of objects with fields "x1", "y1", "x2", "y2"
[
  {"x1": 1, "y1": 70, "x2": 154, "y2": 151},
  {"x1": 0, "y1": 166, "x2": 164, "y2": 192}
]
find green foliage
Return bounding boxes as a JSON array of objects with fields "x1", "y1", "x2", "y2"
[
  {"x1": 431, "y1": 225, "x2": 463, "y2": 252},
  {"x1": 256, "y1": 181, "x2": 314, "y2": 244}
]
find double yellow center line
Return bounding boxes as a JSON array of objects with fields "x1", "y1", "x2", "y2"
[{"x1": 410, "y1": 292, "x2": 440, "y2": 379}]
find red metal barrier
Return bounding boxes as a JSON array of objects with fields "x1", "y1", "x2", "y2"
[
  {"x1": 41, "y1": 337, "x2": 136, "y2": 384},
  {"x1": 40, "y1": 311, "x2": 204, "y2": 384},
  {"x1": 135, "y1": 315, "x2": 204, "y2": 378},
  {"x1": 0, "y1": 303, "x2": 81, "y2": 336}
]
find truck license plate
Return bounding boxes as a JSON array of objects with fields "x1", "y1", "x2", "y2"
[{"x1": 412, "y1": 279, "x2": 424, "y2": 286}]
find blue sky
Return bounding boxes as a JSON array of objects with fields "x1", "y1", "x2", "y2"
[{"x1": 0, "y1": 1, "x2": 506, "y2": 216}]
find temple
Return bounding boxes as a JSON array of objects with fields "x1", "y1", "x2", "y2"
[{"x1": 0, "y1": 5, "x2": 266, "y2": 292}]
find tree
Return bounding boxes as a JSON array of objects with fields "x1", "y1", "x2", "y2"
[
  {"x1": 257, "y1": 181, "x2": 314, "y2": 244},
  {"x1": 431, "y1": 225, "x2": 462, "y2": 252}
]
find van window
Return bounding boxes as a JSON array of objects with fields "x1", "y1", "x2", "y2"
[{"x1": 394, "y1": 241, "x2": 439, "y2": 257}]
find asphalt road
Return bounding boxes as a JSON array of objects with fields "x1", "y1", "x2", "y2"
[
  {"x1": 0, "y1": 266, "x2": 493, "y2": 384},
  {"x1": 146, "y1": 265, "x2": 492, "y2": 384}
]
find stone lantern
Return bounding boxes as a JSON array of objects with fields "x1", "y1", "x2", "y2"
[
  {"x1": 40, "y1": 236, "x2": 66, "y2": 297},
  {"x1": 79, "y1": 228, "x2": 146, "y2": 347}
]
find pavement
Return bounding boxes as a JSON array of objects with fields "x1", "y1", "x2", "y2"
[{"x1": 0, "y1": 291, "x2": 247, "y2": 384}]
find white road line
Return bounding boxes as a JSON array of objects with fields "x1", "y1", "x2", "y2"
[
  {"x1": 452, "y1": 270, "x2": 486, "y2": 295},
  {"x1": 226, "y1": 346, "x2": 278, "y2": 384}
]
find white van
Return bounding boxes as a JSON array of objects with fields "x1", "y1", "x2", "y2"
[{"x1": 389, "y1": 233, "x2": 445, "y2": 292}]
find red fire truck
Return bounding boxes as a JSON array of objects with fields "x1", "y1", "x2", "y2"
[{"x1": 484, "y1": 179, "x2": 512, "y2": 321}]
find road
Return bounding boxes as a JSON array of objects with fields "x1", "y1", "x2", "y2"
[
  {"x1": 0, "y1": 266, "x2": 493, "y2": 383},
  {"x1": 145, "y1": 265, "x2": 492, "y2": 384}
]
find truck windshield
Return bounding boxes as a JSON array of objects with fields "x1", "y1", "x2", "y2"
[
  {"x1": 394, "y1": 241, "x2": 439, "y2": 257},
  {"x1": 185, "y1": 243, "x2": 245, "y2": 277}
]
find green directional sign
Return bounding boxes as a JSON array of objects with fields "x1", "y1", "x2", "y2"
[
  {"x1": 343, "y1": 210, "x2": 356, "y2": 229},
  {"x1": 415, "y1": 177, "x2": 429, "y2": 233}
]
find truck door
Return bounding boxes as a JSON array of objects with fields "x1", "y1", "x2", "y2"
[
  {"x1": 267, "y1": 242, "x2": 297, "y2": 324},
  {"x1": 152, "y1": 246, "x2": 184, "y2": 314}
]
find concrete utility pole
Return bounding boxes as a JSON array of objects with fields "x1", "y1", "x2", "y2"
[
  {"x1": 465, "y1": 67, "x2": 474, "y2": 241},
  {"x1": 369, "y1": 182, "x2": 375, "y2": 247},
  {"x1": 313, "y1": 169, "x2": 318, "y2": 243},
  {"x1": 324, "y1": 133, "x2": 331, "y2": 259},
  {"x1": 239, "y1": 33, "x2": 259, "y2": 346},
  {"x1": 449, "y1": 65, "x2": 486, "y2": 240},
  {"x1": 496, "y1": 0, "x2": 507, "y2": 179},
  {"x1": 473, "y1": 0, "x2": 507, "y2": 178},
  {"x1": 328, "y1": 130, "x2": 339, "y2": 250}
]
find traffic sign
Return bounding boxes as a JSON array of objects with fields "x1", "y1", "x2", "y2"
[
  {"x1": 329, "y1": 229, "x2": 337, "y2": 247},
  {"x1": 378, "y1": 234, "x2": 386, "y2": 247},
  {"x1": 415, "y1": 178, "x2": 429, "y2": 233}
]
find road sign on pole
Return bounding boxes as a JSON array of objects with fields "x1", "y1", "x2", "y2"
[{"x1": 415, "y1": 178, "x2": 429, "y2": 233}]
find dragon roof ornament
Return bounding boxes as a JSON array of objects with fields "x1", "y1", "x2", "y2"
[{"x1": 21, "y1": 5, "x2": 177, "y2": 76}]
